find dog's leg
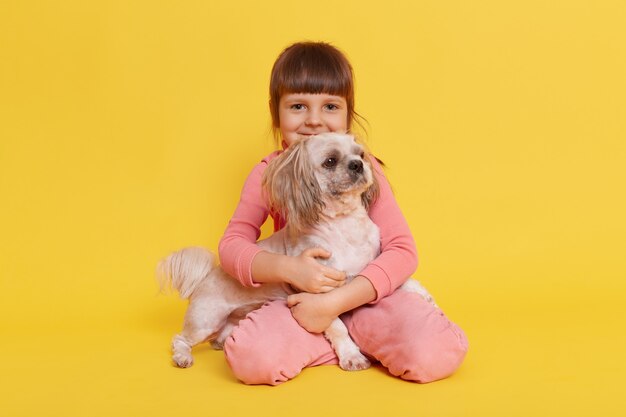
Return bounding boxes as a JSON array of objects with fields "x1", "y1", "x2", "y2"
[
  {"x1": 324, "y1": 318, "x2": 371, "y2": 371},
  {"x1": 172, "y1": 333, "x2": 205, "y2": 368},
  {"x1": 210, "y1": 321, "x2": 235, "y2": 350},
  {"x1": 400, "y1": 279, "x2": 439, "y2": 308},
  {"x1": 210, "y1": 302, "x2": 266, "y2": 350},
  {"x1": 171, "y1": 297, "x2": 230, "y2": 368}
]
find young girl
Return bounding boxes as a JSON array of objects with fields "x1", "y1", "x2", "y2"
[{"x1": 218, "y1": 42, "x2": 468, "y2": 385}]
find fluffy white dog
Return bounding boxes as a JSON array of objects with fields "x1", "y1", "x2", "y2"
[{"x1": 158, "y1": 133, "x2": 436, "y2": 371}]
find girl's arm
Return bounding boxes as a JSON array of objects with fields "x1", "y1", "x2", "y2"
[
  {"x1": 219, "y1": 156, "x2": 346, "y2": 293},
  {"x1": 288, "y1": 275, "x2": 376, "y2": 333},
  {"x1": 218, "y1": 159, "x2": 270, "y2": 288},
  {"x1": 355, "y1": 157, "x2": 419, "y2": 301},
  {"x1": 251, "y1": 248, "x2": 346, "y2": 293}
]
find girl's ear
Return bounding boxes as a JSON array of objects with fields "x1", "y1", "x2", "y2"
[{"x1": 262, "y1": 138, "x2": 324, "y2": 238}]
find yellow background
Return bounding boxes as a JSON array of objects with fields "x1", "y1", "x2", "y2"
[{"x1": 1, "y1": 1, "x2": 625, "y2": 416}]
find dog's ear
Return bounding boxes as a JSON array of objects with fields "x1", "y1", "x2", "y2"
[
  {"x1": 361, "y1": 155, "x2": 380, "y2": 210},
  {"x1": 262, "y1": 138, "x2": 324, "y2": 238},
  {"x1": 350, "y1": 135, "x2": 380, "y2": 210}
]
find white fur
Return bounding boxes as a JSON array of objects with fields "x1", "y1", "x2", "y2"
[{"x1": 157, "y1": 133, "x2": 437, "y2": 371}]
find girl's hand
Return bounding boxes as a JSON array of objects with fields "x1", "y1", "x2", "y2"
[
  {"x1": 287, "y1": 292, "x2": 338, "y2": 333},
  {"x1": 285, "y1": 247, "x2": 346, "y2": 293}
]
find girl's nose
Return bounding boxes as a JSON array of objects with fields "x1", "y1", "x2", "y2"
[{"x1": 305, "y1": 110, "x2": 322, "y2": 126}]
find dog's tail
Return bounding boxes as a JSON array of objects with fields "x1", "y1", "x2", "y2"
[{"x1": 157, "y1": 247, "x2": 217, "y2": 299}]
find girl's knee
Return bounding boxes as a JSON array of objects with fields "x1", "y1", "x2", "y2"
[
  {"x1": 223, "y1": 331, "x2": 293, "y2": 385},
  {"x1": 395, "y1": 323, "x2": 468, "y2": 383},
  {"x1": 222, "y1": 301, "x2": 320, "y2": 385},
  {"x1": 348, "y1": 291, "x2": 468, "y2": 383}
]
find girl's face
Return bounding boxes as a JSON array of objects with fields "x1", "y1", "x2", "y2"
[{"x1": 278, "y1": 93, "x2": 348, "y2": 147}]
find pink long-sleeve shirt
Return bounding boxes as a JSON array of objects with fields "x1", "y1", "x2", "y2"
[{"x1": 218, "y1": 151, "x2": 418, "y2": 303}]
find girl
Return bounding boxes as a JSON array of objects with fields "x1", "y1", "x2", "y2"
[{"x1": 218, "y1": 41, "x2": 468, "y2": 385}]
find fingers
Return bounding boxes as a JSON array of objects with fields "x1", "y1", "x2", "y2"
[
  {"x1": 323, "y1": 267, "x2": 347, "y2": 282},
  {"x1": 303, "y1": 277, "x2": 344, "y2": 293},
  {"x1": 302, "y1": 247, "x2": 331, "y2": 259},
  {"x1": 300, "y1": 248, "x2": 345, "y2": 279},
  {"x1": 287, "y1": 294, "x2": 300, "y2": 307},
  {"x1": 301, "y1": 247, "x2": 346, "y2": 281},
  {"x1": 294, "y1": 247, "x2": 347, "y2": 293}
]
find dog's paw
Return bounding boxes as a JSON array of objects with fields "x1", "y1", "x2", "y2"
[
  {"x1": 339, "y1": 352, "x2": 371, "y2": 371},
  {"x1": 401, "y1": 279, "x2": 439, "y2": 309},
  {"x1": 172, "y1": 352, "x2": 194, "y2": 368}
]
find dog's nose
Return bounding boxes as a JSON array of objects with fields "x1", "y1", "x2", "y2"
[{"x1": 348, "y1": 160, "x2": 363, "y2": 174}]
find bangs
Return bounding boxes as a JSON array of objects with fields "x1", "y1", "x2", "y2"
[{"x1": 272, "y1": 46, "x2": 353, "y2": 98}]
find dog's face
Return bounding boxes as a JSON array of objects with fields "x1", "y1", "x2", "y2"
[
  {"x1": 262, "y1": 132, "x2": 378, "y2": 236},
  {"x1": 304, "y1": 132, "x2": 373, "y2": 198}
]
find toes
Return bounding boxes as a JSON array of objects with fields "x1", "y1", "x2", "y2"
[
  {"x1": 339, "y1": 354, "x2": 371, "y2": 371},
  {"x1": 173, "y1": 354, "x2": 194, "y2": 368}
]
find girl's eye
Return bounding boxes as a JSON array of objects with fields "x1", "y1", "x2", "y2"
[
  {"x1": 291, "y1": 104, "x2": 305, "y2": 110},
  {"x1": 324, "y1": 104, "x2": 338, "y2": 111},
  {"x1": 323, "y1": 157, "x2": 337, "y2": 169}
]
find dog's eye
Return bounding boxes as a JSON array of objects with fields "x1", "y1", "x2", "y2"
[
  {"x1": 360, "y1": 152, "x2": 365, "y2": 159},
  {"x1": 323, "y1": 157, "x2": 337, "y2": 169}
]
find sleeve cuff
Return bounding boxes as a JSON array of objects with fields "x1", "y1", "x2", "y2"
[
  {"x1": 236, "y1": 245, "x2": 264, "y2": 288},
  {"x1": 358, "y1": 263, "x2": 392, "y2": 304}
]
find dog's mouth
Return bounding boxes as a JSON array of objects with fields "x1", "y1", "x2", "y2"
[{"x1": 328, "y1": 172, "x2": 372, "y2": 196}]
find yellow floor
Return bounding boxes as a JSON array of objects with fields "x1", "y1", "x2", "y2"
[{"x1": 2, "y1": 283, "x2": 624, "y2": 417}]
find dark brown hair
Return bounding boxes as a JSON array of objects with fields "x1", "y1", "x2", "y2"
[{"x1": 269, "y1": 42, "x2": 365, "y2": 141}]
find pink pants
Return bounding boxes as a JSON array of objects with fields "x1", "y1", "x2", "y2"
[{"x1": 223, "y1": 290, "x2": 468, "y2": 385}]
